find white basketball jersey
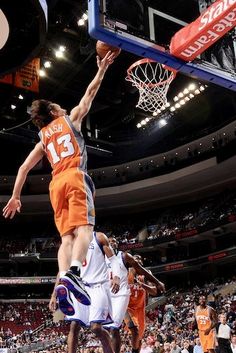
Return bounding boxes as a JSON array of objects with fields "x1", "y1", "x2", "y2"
[
  {"x1": 106, "y1": 251, "x2": 130, "y2": 296},
  {"x1": 81, "y1": 232, "x2": 109, "y2": 285}
]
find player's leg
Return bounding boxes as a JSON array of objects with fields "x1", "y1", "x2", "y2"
[
  {"x1": 110, "y1": 328, "x2": 121, "y2": 353},
  {"x1": 67, "y1": 171, "x2": 95, "y2": 271},
  {"x1": 91, "y1": 323, "x2": 114, "y2": 353},
  {"x1": 57, "y1": 233, "x2": 74, "y2": 274},
  {"x1": 130, "y1": 327, "x2": 140, "y2": 352},
  {"x1": 124, "y1": 310, "x2": 140, "y2": 352},
  {"x1": 66, "y1": 294, "x2": 88, "y2": 346},
  {"x1": 59, "y1": 225, "x2": 93, "y2": 305},
  {"x1": 207, "y1": 330, "x2": 216, "y2": 353},
  {"x1": 68, "y1": 321, "x2": 81, "y2": 353},
  {"x1": 57, "y1": 171, "x2": 95, "y2": 305},
  {"x1": 49, "y1": 177, "x2": 74, "y2": 276},
  {"x1": 107, "y1": 295, "x2": 130, "y2": 353},
  {"x1": 71, "y1": 224, "x2": 93, "y2": 270},
  {"x1": 199, "y1": 331, "x2": 207, "y2": 353},
  {"x1": 89, "y1": 283, "x2": 114, "y2": 353}
]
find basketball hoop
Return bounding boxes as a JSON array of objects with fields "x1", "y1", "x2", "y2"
[{"x1": 126, "y1": 58, "x2": 176, "y2": 114}]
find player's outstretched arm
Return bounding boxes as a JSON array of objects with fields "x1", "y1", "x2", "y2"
[
  {"x1": 124, "y1": 253, "x2": 165, "y2": 294},
  {"x1": 69, "y1": 51, "x2": 115, "y2": 125},
  {"x1": 96, "y1": 232, "x2": 120, "y2": 294},
  {"x1": 2, "y1": 142, "x2": 44, "y2": 219}
]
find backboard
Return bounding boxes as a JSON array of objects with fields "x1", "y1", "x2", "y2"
[{"x1": 88, "y1": 0, "x2": 236, "y2": 91}]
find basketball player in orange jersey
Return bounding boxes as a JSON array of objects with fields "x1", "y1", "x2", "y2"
[
  {"x1": 125, "y1": 254, "x2": 165, "y2": 353},
  {"x1": 195, "y1": 295, "x2": 218, "y2": 353},
  {"x1": 2, "y1": 51, "x2": 115, "y2": 311}
]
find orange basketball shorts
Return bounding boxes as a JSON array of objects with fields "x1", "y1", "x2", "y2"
[
  {"x1": 199, "y1": 329, "x2": 216, "y2": 352},
  {"x1": 125, "y1": 305, "x2": 146, "y2": 339},
  {"x1": 49, "y1": 168, "x2": 95, "y2": 236}
]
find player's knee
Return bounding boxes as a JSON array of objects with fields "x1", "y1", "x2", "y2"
[
  {"x1": 91, "y1": 323, "x2": 103, "y2": 336},
  {"x1": 74, "y1": 225, "x2": 93, "y2": 238},
  {"x1": 61, "y1": 234, "x2": 74, "y2": 247}
]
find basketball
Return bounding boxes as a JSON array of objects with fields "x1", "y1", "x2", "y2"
[{"x1": 96, "y1": 40, "x2": 121, "y2": 59}]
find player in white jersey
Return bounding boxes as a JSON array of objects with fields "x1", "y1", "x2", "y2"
[
  {"x1": 105, "y1": 239, "x2": 130, "y2": 328},
  {"x1": 49, "y1": 232, "x2": 121, "y2": 353},
  {"x1": 105, "y1": 237, "x2": 165, "y2": 353}
]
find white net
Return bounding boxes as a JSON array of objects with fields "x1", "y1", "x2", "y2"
[{"x1": 126, "y1": 59, "x2": 176, "y2": 113}]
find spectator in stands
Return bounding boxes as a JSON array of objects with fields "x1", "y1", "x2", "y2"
[
  {"x1": 153, "y1": 341, "x2": 163, "y2": 353},
  {"x1": 231, "y1": 335, "x2": 236, "y2": 353},
  {"x1": 140, "y1": 341, "x2": 153, "y2": 353},
  {"x1": 193, "y1": 338, "x2": 203, "y2": 353},
  {"x1": 164, "y1": 342, "x2": 171, "y2": 353},
  {"x1": 170, "y1": 339, "x2": 181, "y2": 353},
  {"x1": 181, "y1": 341, "x2": 190, "y2": 353}
]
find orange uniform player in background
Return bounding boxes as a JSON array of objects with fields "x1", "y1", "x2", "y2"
[
  {"x1": 195, "y1": 295, "x2": 217, "y2": 353},
  {"x1": 126, "y1": 271, "x2": 147, "y2": 339},
  {"x1": 125, "y1": 255, "x2": 164, "y2": 353}
]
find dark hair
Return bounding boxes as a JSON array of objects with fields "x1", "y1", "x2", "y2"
[{"x1": 30, "y1": 99, "x2": 54, "y2": 129}]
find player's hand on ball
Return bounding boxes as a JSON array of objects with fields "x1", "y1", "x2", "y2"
[
  {"x1": 97, "y1": 51, "x2": 115, "y2": 72},
  {"x1": 2, "y1": 197, "x2": 21, "y2": 219},
  {"x1": 111, "y1": 275, "x2": 120, "y2": 294}
]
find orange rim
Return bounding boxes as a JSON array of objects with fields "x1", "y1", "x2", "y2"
[{"x1": 127, "y1": 58, "x2": 177, "y2": 88}]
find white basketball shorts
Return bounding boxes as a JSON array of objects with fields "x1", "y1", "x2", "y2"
[
  {"x1": 66, "y1": 281, "x2": 113, "y2": 326},
  {"x1": 104, "y1": 295, "x2": 130, "y2": 329}
]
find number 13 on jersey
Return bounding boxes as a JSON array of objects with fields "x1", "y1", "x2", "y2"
[{"x1": 47, "y1": 133, "x2": 75, "y2": 164}]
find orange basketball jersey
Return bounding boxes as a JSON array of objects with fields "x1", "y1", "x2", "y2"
[
  {"x1": 195, "y1": 305, "x2": 212, "y2": 331},
  {"x1": 128, "y1": 271, "x2": 146, "y2": 309},
  {"x1": 39, "y1": 115, "x2": 87, "y2": 176}
]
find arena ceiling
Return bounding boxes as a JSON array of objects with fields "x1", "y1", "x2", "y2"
[{"x1": 0, "y1": 0, "x2": 236, "y2": 174}]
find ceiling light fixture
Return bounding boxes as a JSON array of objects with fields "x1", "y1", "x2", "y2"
[
  {"x1": 189, "y1": 83, "x2": 196, "y2": 91},
  {"x1": 39, "y1": 69, "x2": 46, "y2": 77},
  {"x1": 159, "y1": 119, "x2": 167, "y2": 127},
  {"x1": 82, "y1": 13, "x2": 88, "y2": 20},
  {"x1": 77, "y1": 18, "x2": 85, "y2": 26},
  {"x1": 55, "y1": 50, "x2": 64, "y2": 58},
  {"x1": 44, "y1": 61, "x2": 51, "y2": 68}
]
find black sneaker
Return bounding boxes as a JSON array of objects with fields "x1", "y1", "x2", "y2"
[
  {"x1": 59, "y1": 271, "x2": 91, "y2": 305},
  {"x1": 55, "y1": 284, "x2": 75, "y2": 316}
]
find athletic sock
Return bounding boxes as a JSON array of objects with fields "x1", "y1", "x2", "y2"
[{"x1": 69, "y1": 260, "x2": 82, "y2": 275}]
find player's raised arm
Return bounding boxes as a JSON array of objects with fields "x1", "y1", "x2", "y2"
[
  {"x1": 124, "y1": 252, "x2": 165, "y2": 294},
  {"x1": 2, "y1": 142, "x2": 44, "y2": 219},
  {"x1": 96, "y1": 232, "x2": 121, "y2": 294},
  {"x1": 69, "y1": 52, "x2": 115, "y2": 125}
]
